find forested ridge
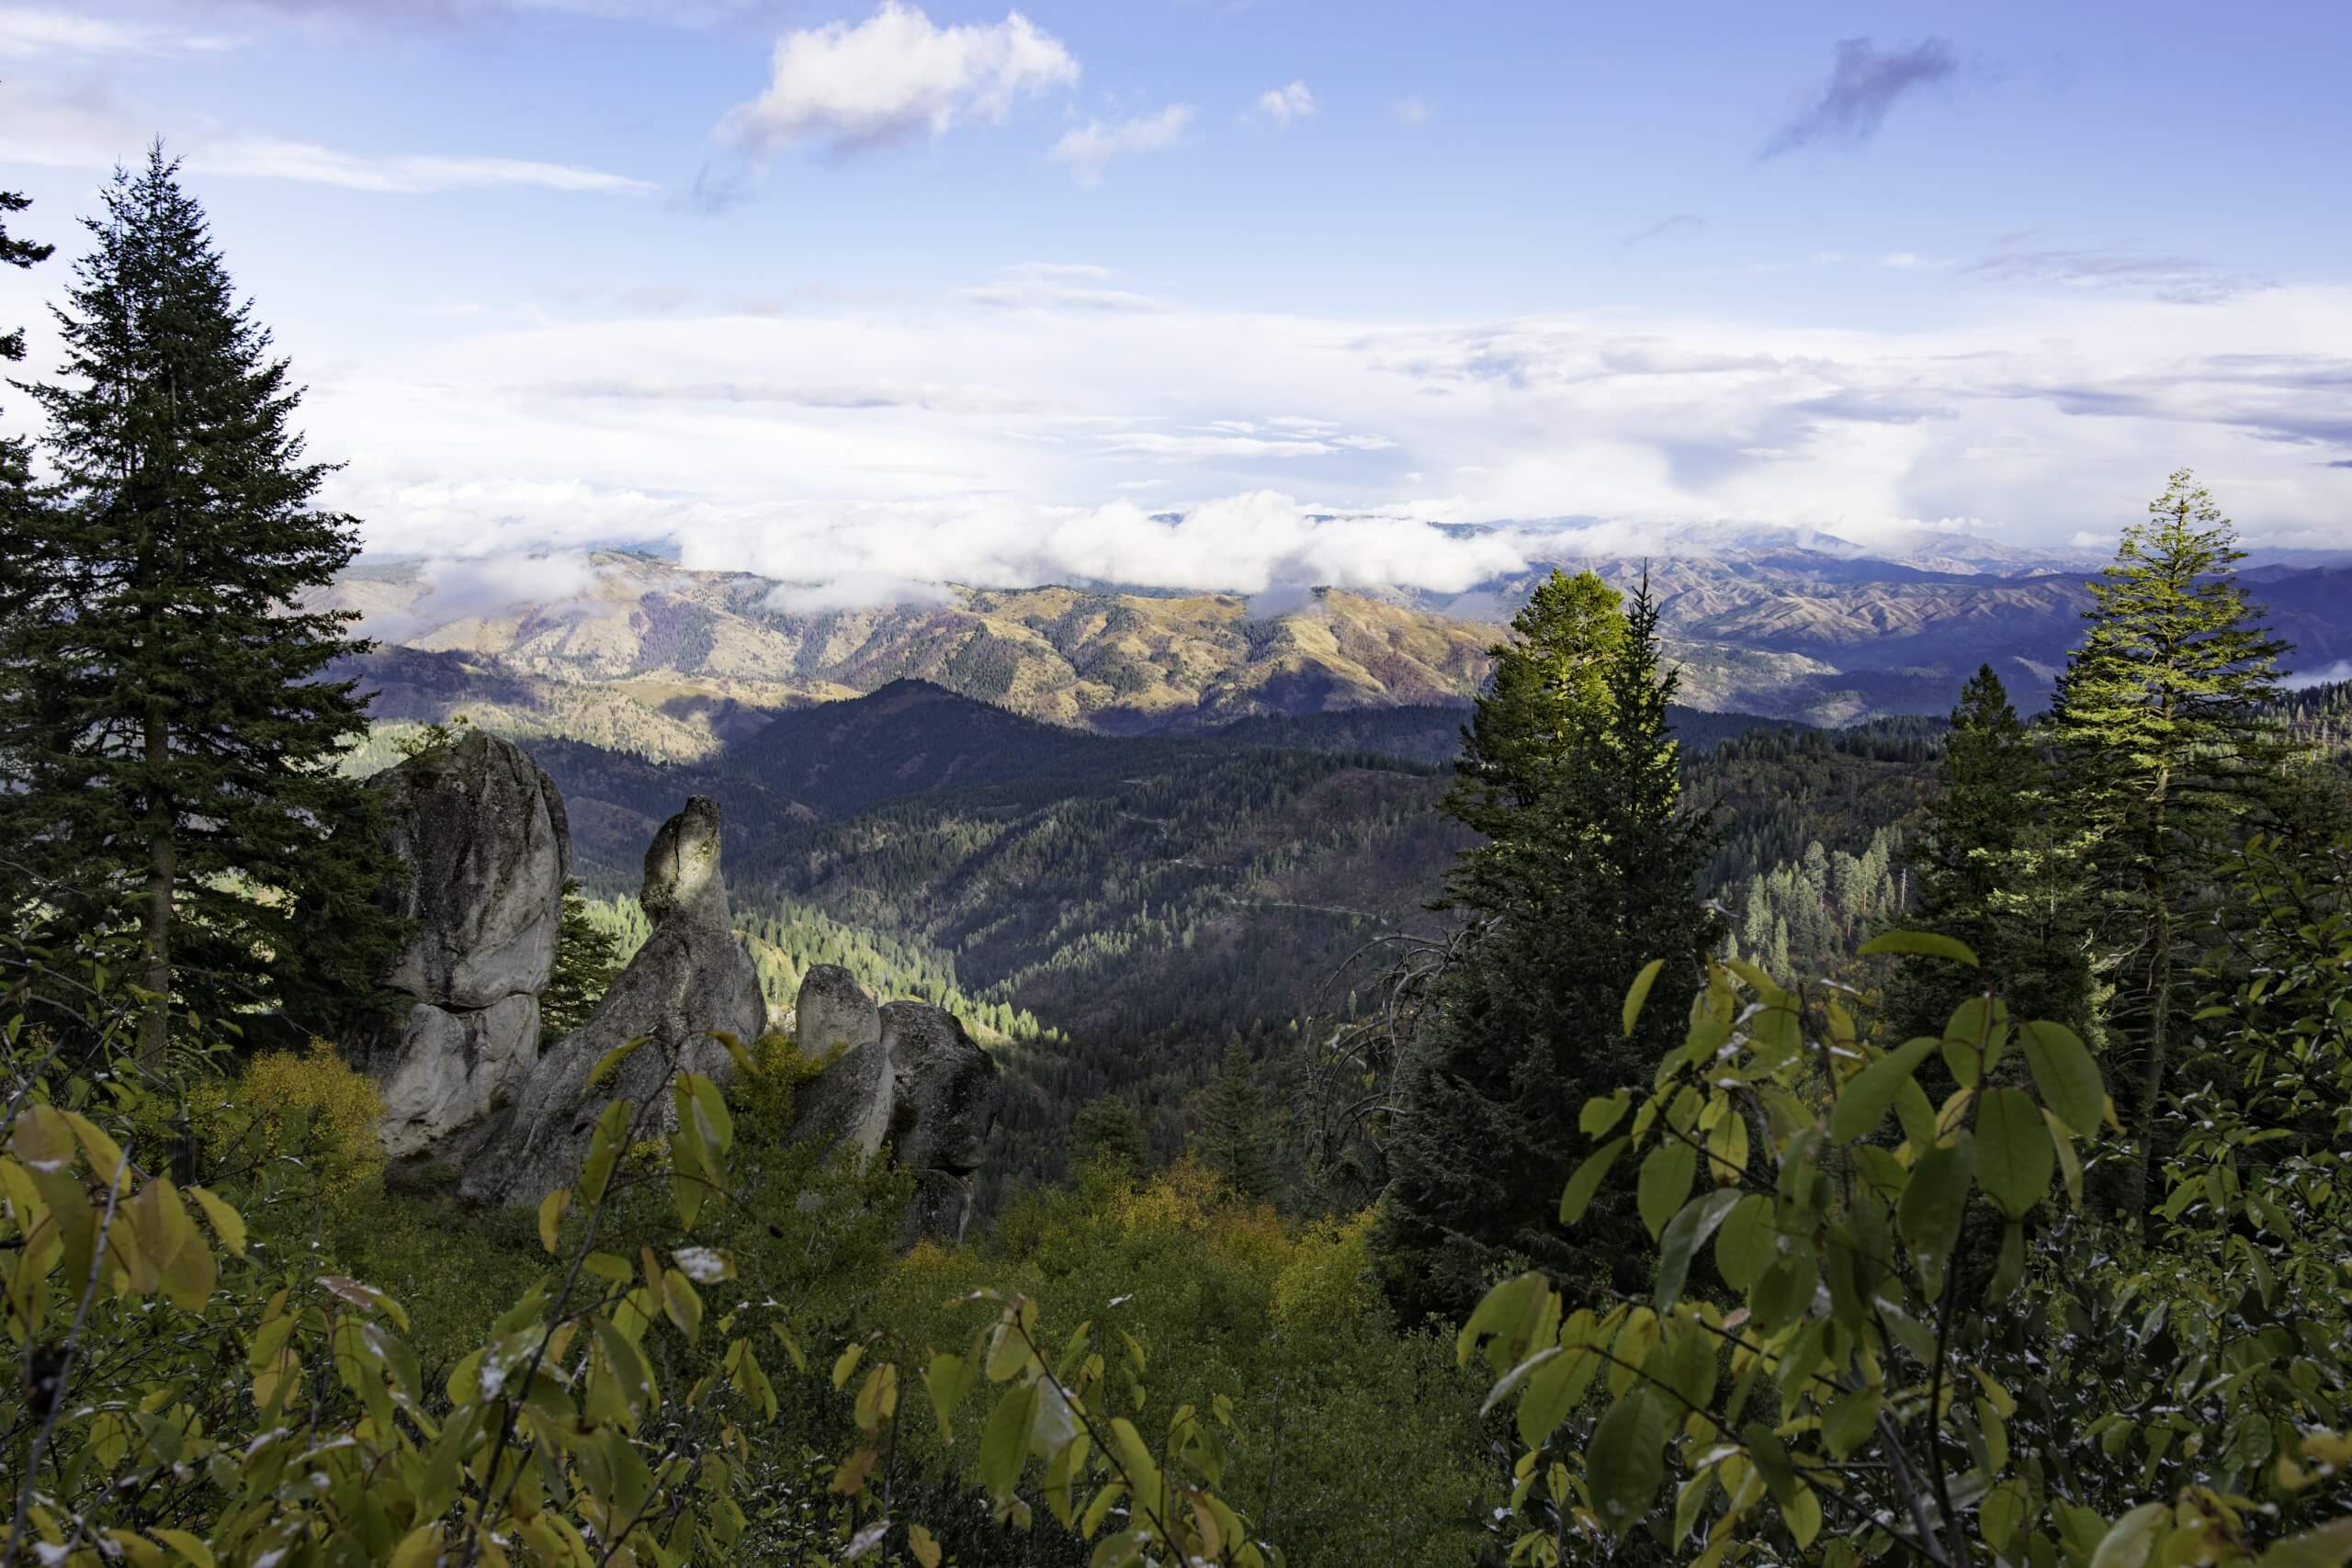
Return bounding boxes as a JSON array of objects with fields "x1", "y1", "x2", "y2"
[{"x1": 4, "y1": 155, "x2": 2350, "y2": 1568}]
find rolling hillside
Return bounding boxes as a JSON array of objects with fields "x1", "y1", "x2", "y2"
[{"x1": 325, "y1": 546, "x2": 2352, "y2": 759}]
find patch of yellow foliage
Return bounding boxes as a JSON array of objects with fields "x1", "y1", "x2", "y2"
[{"x1": 209, "y1": 1039, "x2": 385, "y2": 1192}]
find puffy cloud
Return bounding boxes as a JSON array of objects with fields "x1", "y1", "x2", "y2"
[
  {"x1": 1762, "y1": 37, "x2": 1958, "y2": 157},
  {"x1": 1047, "y1": 105, "x2": 1193, "y2": 185},
  {"x1": 1250, "y1": 80, "x2": 1314, "y2": 125},
  {"x1": 719, "y1": 2, "x2": 1077, "y2": 157}
]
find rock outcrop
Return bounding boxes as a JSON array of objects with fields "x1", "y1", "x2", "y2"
[
  {"x1": 796, "y1": 964, "x2": 882, "y2": 1057},
  {"x1": 787, "y1": 993, "x2": 1002, "y2": 1245},
  {"x1": 362, "y1": 732, "x2": 569, "y2": 1159},
  {"x1": 459, "y1": 796, "x2": 765, "y2": 1206}
]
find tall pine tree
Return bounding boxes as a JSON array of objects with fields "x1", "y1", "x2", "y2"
[
  {"x1": 0, "y1": 149, "x2": 400, "y2": 1058},
  {"x1": 1376, "y1": 573, "x2": 1720, "y2": 1319},
  {"x1": 2047, "y1": 470, "x2": 2287, "y2": 1216},
  {"x1": 1884, "y1": 665, "x2": 2097, "y2": 1040},
  {"x1": 0, "y1": 177, "x2": 53, "y2": 698},
  {"x1": 1193, "y1": 1042, "x2": 1280, "y2": 1201},
  {"x1": 1442, "y1": 567, "x2": 1625, "y2": 837}
]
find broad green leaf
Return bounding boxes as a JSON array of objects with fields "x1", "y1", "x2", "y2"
[
  {"x1": 1713, "y1": 1194, "x2": 1777, "y2": 1292},
  {"x1": 1656, "y1": 1190, "x2": 1742, "y2": 1311},
  {"x1": 1828, "y1": 1037, "x2": 1939, "y2": 1145},
  {"x1": 1579, "y1": 1095, "x2": 1629, "y2": 1138},
  {"x1": 922, "y1": 1352, "x2": 969, "y2": 1439},
  {"x1": 1517, "y1": 1341, "x2": 1599, "y2": 1449},
  {"x1": 2019, "y1": 1019, "x2": 2105, "y2": 1137},
  {"x1": 2045, "y1": 1108, "x2": 2085, "y2": 1207},
  {"x1": 1481, "y1": 1346, "x2": 1557, "y2": 1418},
  {"x1": 1940, "y1": 997, "x2": 2007, "y2": 1088},
  {"x1": 1586, "y1": 1391, "x2": 1667, "y2": 1536},
  {"x1": 185, "y1": 1185, "x2": 246, "y2": 1258},
  {"x1": 1748, "y1": 1249, "x2": 1816, "y2": 1335},
  {"x1": 979, "y1": 1382, "x2": 1039, "y2": 1500},
  {"x1": 1560, "y1": 1136, "x2": 1627, "y2": 1225},
  {"x1": 537, "y1": 1188, "x2": 571, "y2": 1255},
  {"x1": 1457, "y1": 1271, "x2": 1555, "y2": 1375},
  {"x1": 2261, "y1": 1518, "x2": 2352, "y2": 1568},
  {"x1": 1982, "y1": 1483, "x2": 2028, "y2": 1556},
  {"x1": 1973, "y1": 1088, "x2": 2053, "y2": 1217},
  {"x1": 1785, "y1": 1486, "x2": 1822, "y2": 1551},
  {"x1": 153, "y1": 1531, "x2": 214, "y2": 1568},
  {"x1": 1896, "y1": 1133, "x2": 1973, "y2": 1286},
  {"x1": 1623, "y1": 958, "x2": 1668, "y2": 1036},
  {"x1": 1637, "y1": 1141, "x2": 1696, "y2": 1241},
  {"x1": 2090, "y1": 1503, "x2": 2168, "y2": 1568},
  {"x1": 1743, "y1": 1421, "x2": 1799, "y2": 1504},
  {"x1": 1821, "y1": 1385, "x2": 1880, "y2": 1459},
  {"x1": 1858, "y1": 929, "x2": 1978, "y2": 966}
]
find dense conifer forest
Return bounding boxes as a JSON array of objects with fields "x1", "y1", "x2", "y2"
[{"x1": 4, "y1": 156, "x2": 2350, "y2": 1568}]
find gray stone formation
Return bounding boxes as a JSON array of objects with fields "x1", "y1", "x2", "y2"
[
  {"x1": 796, "y1": 964, "x2": 883, "y2": 1058},
  {"x1": 788, "y1": 994, "x2": 1002, "y2": 1245},
  {"x1": 458, "y1": 795, "x2": 766, "y2": 1207},
  {"x1": 362, "y1": 731, "x2": 570, "y2": 1160}
]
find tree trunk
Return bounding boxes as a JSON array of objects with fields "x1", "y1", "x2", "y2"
[
  {"x1": 2123, "y1": 776, "x2": 2172, "y2": 1225},
  {"x1": 140, "y1": 702, "x2": 174, "y2": 1067}
]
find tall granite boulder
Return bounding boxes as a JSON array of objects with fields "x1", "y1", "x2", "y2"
[
  {"x1": 787, "y1": 993, "x2": 1002, "y2": 1245},
  {"x1": 460, "y1": 796, "x2": 765, "y2": 1207},
  {"x1": 796, "y1": 964, "x2": 881, "y2": 1057},
  {"x1": 362, "y1": 732, "x2": 569, "y2": 1160}
]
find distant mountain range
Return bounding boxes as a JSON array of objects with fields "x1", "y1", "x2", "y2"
[{"x1": 322, "y1": 544, "x2": 2352, "y2": 756}]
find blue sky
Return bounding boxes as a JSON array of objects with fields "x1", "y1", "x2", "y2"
[{"x1": 2, "y1": 0, "x2": 2348, "y2": 601}]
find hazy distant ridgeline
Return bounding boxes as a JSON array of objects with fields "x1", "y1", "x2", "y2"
[{"x1": 322, "y1": 547, "x2": 2352, "y2": 761}]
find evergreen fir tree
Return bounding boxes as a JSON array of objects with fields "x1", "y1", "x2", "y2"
[
  {"x1": 1070, "y1": 1095, "x2": 1149, "y2": 1179},
  {"x1": 540, "y1": 879, "x2": 624, "y2": 1044},
  {"x1": 1442, "y1": 568, "x2": 1625, "y2": 839},
  {"x1": 1193, "y1": 1042, "x2": 1278, "y2": 1201},
  {"x1": 0, "y1": 178, "x2": 53, "y2": 735},
  {"x1": 1376, "y1": 573, "x2": 1721, "y2": 1320},
  {"x1": 2047, "y1": 471, "x2": 2288, "y2": 1216},
  {"x1": 1884, "y1": 665, "x2": 2097, "y2": 1040},
  {"x1": 0, "y1": 149, "x2": 400, "y2": 1057}
]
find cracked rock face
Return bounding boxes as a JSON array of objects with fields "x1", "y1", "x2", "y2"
[
  {"x1": 787, "y1": 993, "x2": 1001, "y2": 1245},
  {"x1": 363, "y1": 732, "x2": 569, "y2": 1160},
  {"x1": 460, "y1": 796, "x2": 765, "y2": 1207}
]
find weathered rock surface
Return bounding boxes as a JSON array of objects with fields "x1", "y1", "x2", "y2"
[
  {"x1": 787, "y1": 994, "x2": 1001, "y2": 1245},
  {"x1": 362, "y1": 732, "x2": 569, "y2": 1159},
  {"x1": 461, "y1": 796, "x2": 765, "y2": 1206},
  {"x1": 796, "y1": 964, "x2": 881, "y2": 1057}
]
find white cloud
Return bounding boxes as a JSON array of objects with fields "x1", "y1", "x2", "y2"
[
  {"x1": 1047, "y1": 104, "x2": 1193, "y2": 185},
  {"x1": 107, "y1": 265, "x2": 2345, "y2": 603},
  {"x1": 0, "y1": 84, "x2": 652, "y2": 195},
  {"x1": 719, "y1": 2, "x2": 1078, "y2": 156},
  {"x1": 1391, "y1": 96, "x2": 1432, "y2": 126},
  {"x1": 1250, "y1": 80, "x2": 1314, "y2": 125},
  {"x1": 0, "y1": 6, "x2": 230, "y2": 56}
]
